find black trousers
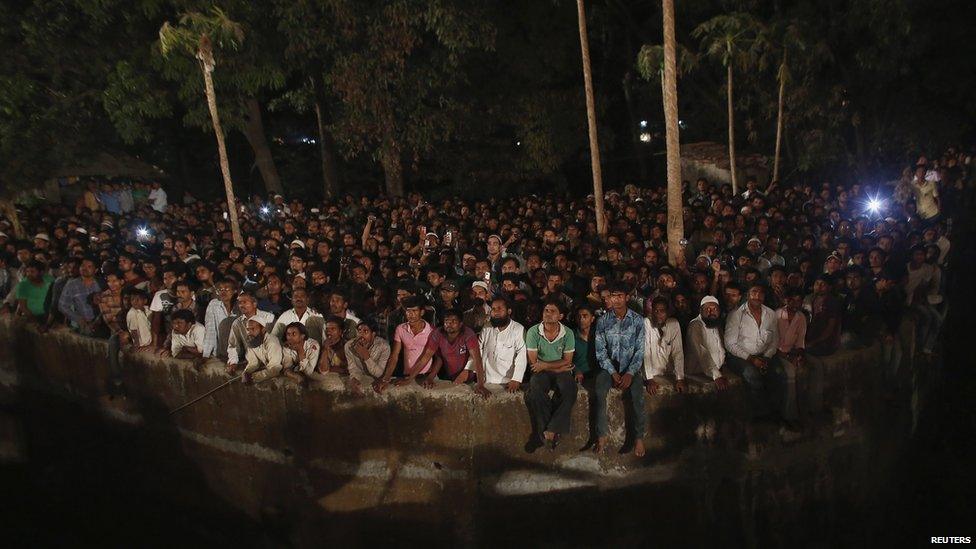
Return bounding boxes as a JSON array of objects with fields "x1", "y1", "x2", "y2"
[{"x1": 526, "y1": 371, "x2": 578, "y2": 436}]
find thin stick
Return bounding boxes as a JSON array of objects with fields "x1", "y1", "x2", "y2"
[{"x1": 169, "y1": 374, "x2": 242, "y2": 415}]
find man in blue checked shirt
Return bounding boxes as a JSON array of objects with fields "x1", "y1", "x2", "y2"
[{"x1": 594, "y1": 281, "x2": 647, "y2": 456}]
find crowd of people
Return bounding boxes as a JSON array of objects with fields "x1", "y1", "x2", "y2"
[{"x1": 1, "y1": 147, "x2": 969, "y2": 456}]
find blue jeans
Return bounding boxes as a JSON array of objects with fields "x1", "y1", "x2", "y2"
[{"x1": 594, "y1": 370, "x2": 646, "y2": 438}]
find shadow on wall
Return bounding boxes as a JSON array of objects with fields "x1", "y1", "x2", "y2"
[
  {"x1": 0, "y1": 370, "x2": 267, "y2": 545},
  {"x1": 0, "y1": 316, "x2": 916, "y2": 547}
]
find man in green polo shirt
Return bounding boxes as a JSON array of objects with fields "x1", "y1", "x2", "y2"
[
  {"x1": 15, "y1": 260, "x2": 54, "y2": 321},
  {"x1": 525, "y1": 298, "x2": 576, "y2": 452}
]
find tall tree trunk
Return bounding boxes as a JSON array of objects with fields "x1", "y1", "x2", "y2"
[
  {"x1": 727, "y1": 63, "x2": 738, "y2": 194},
  {"x1": 379, "y1": 136, "x2": 404, "y2": 197},
  {"x1": 662, "y1": 0, "x2": 685, "y2": 267},
  {"x1": 772, "y1": 53, "x2": 786, "y2": 184},
  {"x1": 242, "y1": 98, "x2": 283, "y2": 196},
  {"x1": 311, "y1": 75, "x2": 340, "y2": 198},
  {"x1": 199, "y1": 50, "x2": 243, "y2": 248},
  {"x1": 576, "y1": 0, "x2": 607, "y2": 239},
  {"x1": 0, "y1": 199, "x2": 23, "y2": 239}
]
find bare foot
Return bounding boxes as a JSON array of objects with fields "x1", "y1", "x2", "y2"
[
  {"x1": 593, "y1": 437, "x2": 607, "y2": 454},
  {"x1": 349, "y1": 379, "x2": 364, "y2": 396},
  {"x1": 633, "y1": 439, "x2": 646, "y2": 457}
]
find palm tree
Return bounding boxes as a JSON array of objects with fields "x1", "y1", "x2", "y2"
[
  {"x1": 575, "y1": 0, "x2": 607, "y2": 239},
  {"x1": 160, "y1": 8, "x2": 245, "y2": 248},
  {"x1": 637, "y1": 43, "x2": 698, "y2": 100},
  {"x1": 660, "y1": 0, "x2": 685, "y2": 267},
  {"x1": 757, "y1": 19, "x2": 805, "y2": 184},
  {"x1": 693, "y1": 13, "x2": 760, "y2": 195},
  {"x1": 0, "y1": 199, "x2": 23, "y2": 239}
]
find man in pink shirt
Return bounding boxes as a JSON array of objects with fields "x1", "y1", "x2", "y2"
[
  {"x1": 775, "y1": 289, "x2": 807, "y2": 429},
  {"x1": 395, "y1": 309, "x2": 490, "y2": 399},
  {"x1": 374, "y1": 296, "x2": 432, "y2": 393}
]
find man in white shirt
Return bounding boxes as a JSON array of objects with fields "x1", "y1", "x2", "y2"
[
  {"x1": 168, "y1": 309, "x2": 205, "y2": 363},
  {"x1": 643, "y1": 296, "x2": 686, "y2": 395},
  {"x1": 125, "y1": 289, "x2": 154, "y2": 349},
  {"x1": 724, "y1": 284, "x2": 780, "y2": 419},
  {"x1": 685, "y1": 296, "x2": 730, "y2": 390},
  {"x1": 226, "y1": 292, "x2": 275, "y2": 374},
  {"x1": 271, "y1": 288, "x2": 323, "y2": 341},
  {"x1": 242, "y1": 317, "x2": 284, "y2": 384},
  {"x1": 148, "y1": 182, "x2": 168, "y2": 213},
  {"x1": 465, "y1": 296, "x2": 526, "y2": 391},
  {"x1": 909, "y1": 164, "x2": 940, "y2": 221}
]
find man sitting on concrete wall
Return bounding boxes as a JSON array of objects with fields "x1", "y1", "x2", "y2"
[
  {"x1": 467, "y1": 296, "x2": 527, "y2": 393},
  {"x1": 685, "y1": 296, "x2": 731, "y2": 391},
  {"x1": 724, "y1": 284, "x2": 781, "y2": 422},
  {"x1": 166, "y1": 309, "x2": 206, "y2": 367},
  {"x1": 242, "y1": 316, "x2": 284, "y2": 384},
  {"x1": 594, "y1": 281, "x2": 647, "y2": 457},
  {"x1": 775, "y1": 289, "x2": 807, "y2": 431},
  {"x1": 642, "y1": 296, "x2": 686, "y2": 396}
]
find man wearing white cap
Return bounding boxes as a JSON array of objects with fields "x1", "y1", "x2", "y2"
[
  {"x1": 486, "y1": 234, "x2": 523, "y2": 273},
  {"x1": 226, "y1": 292, "x2": 276, "y2": 373},
  {"x1": 463, "y1": 280, "x2": 492, "y2": 333},
  {"x1": 242, "y1": 316, "x2": 284, "y2": 383},
  {"x1": 685, "y1": 296, "x2": 730, "y2": 390},
  {"x1": 33, "y1": 233, "x2": 51, "y2": 250}
]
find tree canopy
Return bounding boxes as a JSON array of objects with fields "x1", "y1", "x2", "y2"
[{"x1": 2, "y1": 0, "x2": 974, "y2": 199}]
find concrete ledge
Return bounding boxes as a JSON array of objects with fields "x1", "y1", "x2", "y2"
[
  {"x1": 0, "y1": 317, "x2": 886, "y2": 466},
  {"x1": 0, "y1": 316, "x2": 912, "y2": 545}
]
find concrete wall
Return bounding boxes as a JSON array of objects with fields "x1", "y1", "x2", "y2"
[{"x1": 0, "y1": 318, "x2": 913, "y2": 546}]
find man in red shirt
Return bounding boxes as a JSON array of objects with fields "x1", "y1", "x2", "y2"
[{"x1": 399, "y1": 308, "x2": 490, "y2": 398}]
